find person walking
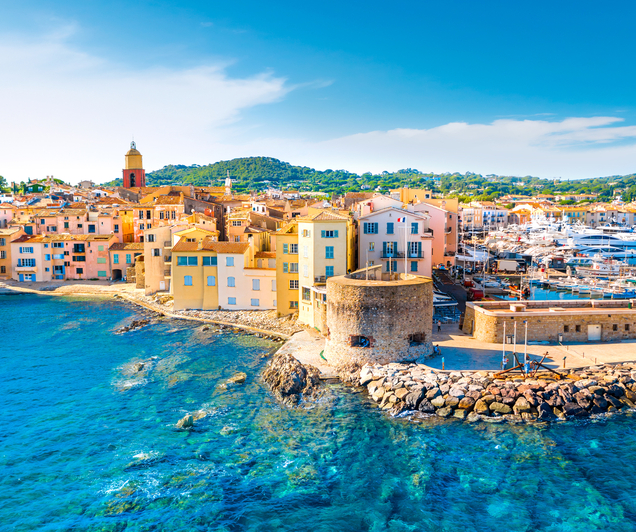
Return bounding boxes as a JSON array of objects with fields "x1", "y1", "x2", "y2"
[{"x1": 437, "y1": 320, "x2": 441, "y2": 333}]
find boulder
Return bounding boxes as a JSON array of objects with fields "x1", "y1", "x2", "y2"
[
  {"x1": 474, "y1": 399, "x2": 491, "y2": 415},
  {"x1": 426, "y1": 387, "x2": 441, "y2": 400},
  {"x1": 418, "y1": 399, "x2": 435, "y2": 414},
  {"x1": 607, "y1": 384, "x2": 625, "y2": 398},
  {"x1": 404, "y1": 389, "x2": 425, "y2": 409},
  {"x1": 359, "y1": 368, "x2": 374, "y2": 386},
  {"x1": 563, "y1": 402, "x2": 589, "y2": 417},
  {"x1": 624, "y1": 389, "x2": 636, "y2": 402},
  {"x1": 458, "y1": 396, "x2": 475, "y2": 412},
  {"x1": 445, "y1": 396, "x2": 460, "y2": 408},
  {"x1": 226, "y1": 372, "x2": 247, "y2": 385},
  {"x1": 448, "y1": 387, "x2": 465, "y2": 399},
  {"x1": 176, "y1": 414, "x2": 194, "y2": 429},
  {"x1": 490, "y1": 402, "x2": 512, "y2": 415},
  {"x1": 593, "y1": 396, "x2": 608, "y2": 409},
  {"x1": 431, "y1": 396, "x2": 446, "y2": 408},
  {"x1": 605, "y1": 395, "x2": 624, "y2": 409},
  {"x1": 513, "y1": 397, "x2": 532, "y2": 415},
  {"x1": 262, "y1": 352, "x2": 323, "y2": 407},
  {"x1": 436, "y1": 407, "x2": 454, "y2": 418},
  {"x1": 453, "y1": 409, "x2": 468, "y2": 420}
]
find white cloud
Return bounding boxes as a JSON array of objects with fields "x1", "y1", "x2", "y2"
[
  {"x1": 0, "y1": 28, "x2": 291, "y2": 183},
  {"x1": 230, "y1": 116, "x2": 636, "y2": 179}
]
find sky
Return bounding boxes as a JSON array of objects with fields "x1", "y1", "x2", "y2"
[{"x1": 1, "y1": 0, "x2": 636, "y2": 184}]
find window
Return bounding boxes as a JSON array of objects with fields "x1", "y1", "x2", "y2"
[
  {"x1": 387, "y1": 222, "x2": 394, "y2": 234},
  {"x1": 251, "y1": 299, "x2": 260, "y2": 306},
  {"x1": 321, "y1": 230, "x2": 338, "y2": 238},
  {"x1": 226, "y1": 256, "x2": 234, "y2": 267},
  {"x1": 45, "y1": 254, "x2": 50, "y2": 261},
  {"x1": 147, "y1": 234, "x2": 155, "y2": 243},
  {"x1": 152, "y1": 249, "x2": 161, "y2": 257},
  {"x1": 271, "y1": 280, "x2": 276, "y2": 291},
  {"x1": 98, "y1": 271, "x2": 107, "y2": 277},
  {"x1": 613, "y1": 324, "x2": 618, "y2": 331},
  {"x1": 290, "y1": 279, "x2": 299, "y2": 289},
  {"x1": 363, "y1": 222, "x2": 378, "y2": 234},
  {"x1": 303, "y1": 264, "x2": 309, "y2": 277},
  {"x1": 139, "y1": 210, "x2": 144, "y2": 219},
  {"x1": 88, "y1": 225, "x2": 95, "y2": 234},
  {"x1": 74, "y1": 256, "x2": 87, "y2": 262},
  {"x1": 228, "y1": 297, "x2": 236, "y2": 305},
  {"x1": 626, "y1": 324, "x2": 630, "y2": 332},
  {"x1": 146, "y1": 210, "x2": 151, "y2": 219},
  {"x1": 52, "y1": 242, "x2": 63, "y2": 248},
  {"x1": 290, "y1": 301, "x2": 299, "y2": 309},
  {"x1": 76, "y1": 268, "x2": 83, "y2": 274},
  {"x1": 234, "y1": 236, "x2": 241, "y2": 242},
  {"x1": 575, "y1": 325, "x2": 581, "y2": 332},
  {"x1": 139, "y1": 224, "x2": 145, "y2": 231},
  {"x1": 0, "y1": 251, "x2": 4, "y2": 259},
  {"x1": 97, "y1": 258, "x2": 106, "y2": 264},
  {"x1": 159, "y1": 211, "x2": 164, "y2": 220},
  {"x1": 302, "y1": 287, "x2": 311, "y2": 301},
  {"x1": 184, "y1": 275, "x2": 193, "y2": 286},
  {"x1": 188, "y1": 257, "x2": 198, "y2": 266},
  {"x1": 19, "y1": 247, "x2": 34, "y2": 254},
  {"x1": 302, "y1": 229, "x2": 310, "y2": 237},
  {"x1": 207, "y1": 275, "x2": 216, "y2": 286},
  {"x1": 114, "y1": 225, "x2": 119, "y2": 233},
  {"x1": 350, "y1": 335, "x2": 371, "y2": 348},
  {"x1": 303, "y1": 245, "x2": 308, "y2": 258},
  {"x1": 252, "y1": 279, "x2": 260, "y2": 291},
  {"x1": 18, "y1": 258, "x2": 36, "y2": 267},
  {"x1": 0, "y1": 238, "x2": 5, "y2": 246},
  {"x1": 126, "y1": 254, "x2": 132, "y2": 264},
  {"x1": 40, "y1": 219, "x2": 45, "y2": 224},
  {"x1": 290, "y1": 244, "x2": 298, "y2": 254},
  {"x1": 325, "y1": 246, "x2": 334, "y2": 259},
  {"x1": 177, "y1": 256, "x2": 187, "y2": 266},
  {"x1": 409, "y1": 242, "x2": 422, "y2": 258},
  {"x1": 564, "y1": 325, "x2": 569, "y2": 333},
  {"x1": 410, "y1": 261, "x2": 418, "y2": 272},
  {"x1": 202, "y1": 256, "x2": 217, "y2": 266},
  {"x1": 289, "y1": 263, "x2": 298, "y2": 273},
  {"x1": 64, "y1": 222, "x2": 69, "y2": 229},
  {"x1": 1, "y1": 266, "x2": 6, "y2": 274},
  {"x1": 411, "y1": 222, "x2": 418, "y2": 234},
  {"x1": 53, "y1": 253, "x2": 64, "y2": 260},
  {"x1": 97, "y1": 245, "x2": 104, "y2": 251},
  {"x1": 386, "y1": 261, "x2": 397, "y2": 272},
  {"x1": 228, "y1": 276, "x2": 235, "y2": 287},
  {"x1": 232, "y1": 220, "x2": 242, "y2": 226},
  {"x1": 113, "y1": 254, "x2": 119, "y2": 264},
  {"x1": 369, "y1": 242, "x2": 375, "y2": 252},
  {"x1": 326, "y1": 266, "x2": 334, "y2": 278}
]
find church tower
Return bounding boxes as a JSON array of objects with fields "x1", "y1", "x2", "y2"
[{"x1": 123, "y1": 141, "x2": 146, "y2": 188}]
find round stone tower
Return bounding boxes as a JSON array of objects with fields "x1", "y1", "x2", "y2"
[{"x1": 323, "y1": 271, "x2": 434, "y2": 370}]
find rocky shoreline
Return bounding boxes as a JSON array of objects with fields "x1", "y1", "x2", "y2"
[{"x1": 360, "y1": 362, "x2": 636, "y2": 423}]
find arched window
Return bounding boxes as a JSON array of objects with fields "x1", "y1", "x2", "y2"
[{"x1": 129, "y1": 172, "x2": 136, "y2": 187}]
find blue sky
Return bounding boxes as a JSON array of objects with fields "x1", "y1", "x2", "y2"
[{"x1": 2, "y1": 0, "x2": 636, "y2": 183}]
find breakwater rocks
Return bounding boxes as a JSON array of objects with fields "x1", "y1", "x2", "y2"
[
  {"x1": 361, "y1": 362, "x2": 636, "y2": 423},
  {"x1": 263, "y1": 352, "x2": 323, "y2": 407}
]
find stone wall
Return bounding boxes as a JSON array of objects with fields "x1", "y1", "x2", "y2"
[
  {"x1": 463, "y1": 300, "x2": 636, "y2": 343},
  {"x1": 323, "y1": 273, "x2": 433, "y2": 369}
]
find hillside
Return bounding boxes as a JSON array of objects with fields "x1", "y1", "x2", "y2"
[{"x1": 102, "y1": 156, "x2": 636, "y2": 202}]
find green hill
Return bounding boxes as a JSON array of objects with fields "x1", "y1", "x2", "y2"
[{"x1": 101, "y1": 156, "x2": 636, "y2": 202}]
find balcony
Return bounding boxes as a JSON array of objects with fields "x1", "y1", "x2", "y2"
[
  {"x1": 381, "y1": 252, "x2": 405, "y2": 259},
  {"x1": 163, "y1": 241, "x2": 172, "y2": 248},
  {"x1": 314, "y1": 275, "x2": 327, "y2": 284},
  {"x1": 16, "y1": 265, "x2": 37, "y2": 272}
]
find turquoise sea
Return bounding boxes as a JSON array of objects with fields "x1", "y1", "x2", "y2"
[{"x1": 3, "y1": 294, "x2": 636, "y2": 531}]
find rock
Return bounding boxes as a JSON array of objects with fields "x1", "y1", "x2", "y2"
[
  {"x1": 426, "y1": 387, "x2": 441, "y2": 400},
  {"x1": 607, "y1": 384, "x2": 625, "y2": 397},
  {"x1": 431, "y1": 396, "x2": 446, "y2": 408},
  {"x1": 439, "y1": 384, "x2": 451, "y2": 394},
  {"x1": 467, "y1": 412, "x2": 481, "y2": 422},
  {"x1": 418, "y1": 399, "x2": 435, "y2": 414},
  {"x1": 588, "y1": 386, "x2": 606, "y2": 395},
  {"x1": 563, "y1": 402, "x2": 589, "y2": 417},
  {"x1": 537, "y1": 402, "x2": 556, "y2": 421},
  {"x1": 593, "y1": 396, "x2": 608, "y2": 409},
  {"x1": 395, "y1": 388, "x2": 410, "y2": 400},
  {"x1": 262, "y1": 353, "x2": 323, "y2": 407},
  {"x1": 448, "y1": 387, "x2": 465, "y2": 399},
  {"x1": 436, "y1": 407, "x2": 453, "y2": 418},
  {"x1": 458, "y1": 396, "x2": 475, "y2": 412},
  {"x1": 454, "y1": 409, "x2": 468, "y2": 420},
  {"x1": 590, "y1": 405, "x2": 606, "y2": 415},
  {"x1": 404, "y1": 390, "x2": 425, "y2": 409},
  {"x1": 605, "y1": 395, "x2": 624, "y2": 409},
  {"x1": 176, "y1": 414, "x2": 194, "y2": 429},
  {"x1": 359, "y1": 367, "x2": 374, "y2": 386},
  {"x1": 445, "y1": 396, "x2": 460, "y2": 408},
  {"x1": 513, "y1": 397, "x2": 532, "y2": 415},
  {"x1": 481, "y1": 394, "x2": 496, "y2": 405},
  {"x1": 192, "y1": 410, "x2": 207, "y2": 421},
  {"x1": 474, "y1": 399, "x2": 491, "y2": 415},
  {"x1": 490, "y1": 402, "x2": 512, "y2": 415},
  {"x1": 372, "y1": 387, "x2": 386, "y2": 402},
  {"x1": 133, "y1": 362, "x2": 145, "y2": 372},
  {"x1": 625, "y1": 389, "x2": 636, "y2": 402},
  {"x1": 226, "y1": 372, "x2": 247, "y2": 385}
]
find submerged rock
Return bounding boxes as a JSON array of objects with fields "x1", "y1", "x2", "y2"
[
  {"x1": 176, "y1": 414, "x2": 194, "y2": 429},
  {"x1": 262, "y1": 352, "x2": 323, "y2": 407}
]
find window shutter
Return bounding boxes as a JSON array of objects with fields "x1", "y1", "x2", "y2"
[
  {"x1": 321, "y1": 230, "x2": 326, "y2": 238},
  {"x1": 283, "y1": 243, "x2": 288, "y2": 254},
  {"x1": 418, "y1": 242, "x2": 422, "y2": 256},
  {"x1": 334, "y1": 230, "x2": 339, "y2": 238},
  {"x1": 382, "y1": 242, "x2": 387, "y2": 256},
  {"x1": 394, "y1": 242, "x2": 398, "y2": 256},
  {"x1": 283, "y1": 262, "x2": 288, "y2": 273}
]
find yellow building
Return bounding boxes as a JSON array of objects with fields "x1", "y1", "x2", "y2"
[
  {"x1": 273, "y1": 222, "x2": 299, "y2": 317},
  {"x1": 0, "y1": 227, "x2": 25, "y2": 279},
  {"x1": 297, "y1": 210, "x2": 354, "y2": 330},
  {"x1": 171, "y1": 237, "x2": 220, "y2": 310}
]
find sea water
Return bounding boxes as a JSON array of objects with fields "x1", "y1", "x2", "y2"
[{"x1": 2, "y1": 294, "x2": 636, "y2": 532}]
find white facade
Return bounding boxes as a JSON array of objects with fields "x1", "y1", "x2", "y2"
[
  {"x1": 358, "y1": 208, "x2": 433, "y2": 277},
  {"x1": 216, "y1": 251, "x2": 276, "y2": 310}
]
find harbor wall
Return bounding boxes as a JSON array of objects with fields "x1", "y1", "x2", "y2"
[{"x1": 463, "y1": 300, "x2": 636, "y2": 343}]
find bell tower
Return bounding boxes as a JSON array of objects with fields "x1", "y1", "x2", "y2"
[{"x1": 123, "y1": 141, "x2": 146, "y2": 188}]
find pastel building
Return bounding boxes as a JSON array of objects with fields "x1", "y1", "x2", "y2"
[
  {"x1": 272, "y1": 222, "x2": 300, "y2": 316},
  {"x1": 109, "y1": 243, "x2": 144, "y2": 281},
  {"x1": 0, "y1": 227, "x2": 25, "y2": 279},
  {"x1": 0, "y1": 203, "x2": 16, "y2": 229},
  {"x1": 358, "y1": 207, "x2": 433, "y2": 277}
]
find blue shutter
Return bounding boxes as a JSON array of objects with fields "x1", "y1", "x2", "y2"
[
  {"x1": 334, "y1": 230, "x2": 339, "y2": 238},
  {"x1": 321, "y1": 230, "x2": 326, "y2": 238},
  {"x1": 382, "y1": 242, "x2": 387, "y2": 256},
  {"x1": 283, "y1": 243, "x2": 288, "y2": 254},
  {"x1": 418, "y1": 242, "x2": 422, "y2": 257},
  {"x1": 283, "y1": 263, "x2": 288, "y2": 273}
]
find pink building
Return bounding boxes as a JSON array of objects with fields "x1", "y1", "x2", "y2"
[{"x1": 0, "y1": 203, "x2": 15, "y2": 229}]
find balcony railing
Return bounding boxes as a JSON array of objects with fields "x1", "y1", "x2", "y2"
[
  {"x1": 163, "y1": 241, "x2": 172, "y2": 248},
  {"x1": 381, "y1": 252, "x2": 405, "y2": 259},
  {"x1": 16, "y1": 265, "x2": 37, "y2": 272},
  {"x1": 314, "y1": 275, "x2": 327, "y2": 283}
]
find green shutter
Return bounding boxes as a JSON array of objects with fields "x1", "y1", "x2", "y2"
[
  {"x1": 334, "y1": 230, "x2": 339, "y2": 238},
  {"x1": 283, "y1": 243, "x2": 288, "y2": 254},
  {"x1": 283, "y1": 263, "x2": 288, "y2": 273}
]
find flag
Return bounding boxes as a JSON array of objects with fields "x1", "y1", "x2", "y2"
[{"x1": 397, "y1": 217, "x2": 406, "y2": 222}]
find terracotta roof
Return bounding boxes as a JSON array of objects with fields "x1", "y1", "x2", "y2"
[
  {"x1": 0, "y1": 203, "x2": 15, "y2": 208},
  {"x1": 307, "y1": 210, "x2": 349, "y2": 221},
  {"x1": 171, "y1": 240, "x2": 200, "y2": 252},
  {"x1": 255, "y1": 251, "x2": 276, "y2": 259},
  {"x1": 154, "y1": 195, "x2": 184, "y2": 205},
  {"x1": 207, "y1": 241, "x2": 250, "y2": 254},
  {"x1": 110, "y1": 242, "x2": 145, "y2": 251}
]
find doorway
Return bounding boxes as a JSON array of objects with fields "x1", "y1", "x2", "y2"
[{"x1": 588, "y1": 324, "x2": 601, "y2": 341}]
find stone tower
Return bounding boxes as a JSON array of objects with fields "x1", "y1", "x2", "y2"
[{"x1": 123, "y1": 141, "x2": 146, "y2": 188}]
